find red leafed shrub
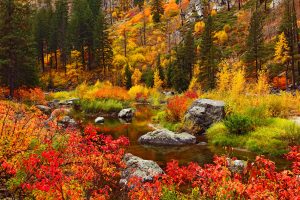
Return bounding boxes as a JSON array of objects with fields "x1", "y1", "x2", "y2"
[
  {"x1": 128, "y1": 146, "x2": 300, "y2": 200},
  {"x1": 184, "y1": 91, "x2": 198, "y2": 99},
  {"x1": 3, "y1": 124, "x2": 129, "y2": 199},
  {"x1": 166, "y1": 92, "x2": 198, "y2": 122},
  {"x1": 0, "y1": 87, "x2": 47, "y2": 104},
  {"x1": 166, "y1": 95, "x2": 189, "y2": 122}
]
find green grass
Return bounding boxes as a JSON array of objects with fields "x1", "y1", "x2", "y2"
[
  {"x1": 207, "y1": 118, "x2": 300, "y2": 156},
  {"x1": 78, "y1": 99, "x2": 124, "y2": 113},
  {"x1": 152, "y1": 110, "x2": 182, "y2": 132}
]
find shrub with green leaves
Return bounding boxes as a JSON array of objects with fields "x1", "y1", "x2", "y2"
[{"x1": 224, "y1": 114, "x2": 254, "y2": 135}]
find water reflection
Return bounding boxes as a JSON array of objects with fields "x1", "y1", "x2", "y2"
[{"x1": 75, "y1": 104, "x2": 291, "y2": 170}]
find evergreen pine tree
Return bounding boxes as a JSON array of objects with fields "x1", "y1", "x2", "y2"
[
  {"x1": 0, "y1": 0, "x2": 39, "y2": 97},
  {"x1": 184, "y1": 30, "x2": 195, "y2": 81},
  {"x1": 94, "y1": 8, "x2": 113, "y2": 75},
  {"x1": 172, "y1": 45, "x2": 189, "y2": 92},
  {"x1": 200, "y1": 15, "x2": 217, "y2": 89},
  {"x1": 280, "y1": 0, "x2": 298, "y2": 88},
  {"x1": 151, "y1": 0, "x2": 164, "y2": 23},
  {"x1": 142, "y1": 67, "x2": 154, "y2": 87},
  {"x1": 70, "y1": 0, "x2": 94, "y2": 70},
  {"x1": 54, "y1": 0, "x2": 69, "y2": 73},
  {"x1": 171, "y1": 30, "x2": 195, "y2": 92},
  {"x1": 124, "y1": 64, "x2": 132, "y2": 89},
  {"x1": 245, "y1": 9, "x2": 264, "y2": 79},
  {"x1": 34, "y1": 7, "x2": 50, "y2": 72}
]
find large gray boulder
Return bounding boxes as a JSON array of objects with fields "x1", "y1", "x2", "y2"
[
  {"x1": 138, "y1": 129, "x2": 196, "y2": 146},
  {"x1": 183, "y1": 99, "x2": 225, "y2": 134},
  {"x1": 120, "y1": 153, "x2": 164, "y2": 185},
  {"x1": 118, "y1": 108, "x2": 134, "y2": 119}
]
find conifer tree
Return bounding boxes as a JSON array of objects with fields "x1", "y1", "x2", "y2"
[
  {"x1": 0, "y1": 0, "x2": 39, "y2": 97},
  {"x1": 172, "y1": 47, "x2": 189, "y2": 92},
  {"x1": 70, "y1": 0, "x2": 94, "y2": 70},
  {"x1": 54, "y1": 0, "x2": 69, "y2": 73},
  {"x1": 34, "y1": 7, "x2": 51, "y2": 72},
  {"x1": 245, "y1": 9, "x2": 264, "y2": 79},
  {"x1": 280, "y1": 0, "x2": 298, "y2": 88},
  {"x1": 172, "y1": 30, "x2": 195, "y2": 92},
  {"x1": 151, "y1": 0, "x2": 164, "y2": 23},
  {"x1": 124, "y1": 64, "x2": 132, "y2": 89},
  {"x1": 94, "y1": 9, "x2": 113, "y2": 75},
  {"x1": 200, "y1": 15, "x2": 217, "y2": 89},
  {"x1": 184, "y1": 30, "x2": 195, "y2": 80}
]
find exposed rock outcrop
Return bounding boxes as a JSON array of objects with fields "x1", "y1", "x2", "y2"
[
  {"x1": 183, "y1": 99, "x2": 225, "y2": 134},
  {"x1": 138, "y1": 129, "x2": 196, "y2": 146},
  {"x1": 120, "y1": 153, "x2": 164, "y2": 185}
]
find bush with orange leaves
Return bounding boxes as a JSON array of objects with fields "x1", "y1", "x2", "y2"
[
  {"x1": 166, "y1": 92, "x2": 198, "y2": 122},
  {"x1": 93, "y1": 86, "x2": 130, "y2": 101},
  {"x1": 0, "y1": 101, "x2": 129, "y2": 199},
  {"x1": 0, "y1": 87, "x2": 46, "y2": 104}
]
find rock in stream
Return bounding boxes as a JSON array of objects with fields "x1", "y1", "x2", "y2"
[{"x1": 138, "y1": 129, "x2": 196, "y2": 146}]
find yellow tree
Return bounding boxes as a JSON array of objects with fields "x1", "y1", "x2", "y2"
[
  {"x1": 132, "y1": 68, "x2": 142, "y2": 85},
  {"x1": 153, "y1": 69, "x2": 163, "y2": 89},
  {"x1": 274, "y1": 32, "x2": 291, "y2": 89}
]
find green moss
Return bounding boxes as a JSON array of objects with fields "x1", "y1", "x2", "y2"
[{"x1": 207, "y1": 118, "x2": 300, "y2": 156}]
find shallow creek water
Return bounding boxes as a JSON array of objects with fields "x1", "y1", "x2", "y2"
[{"x1": 74, "y1": 104, "x2": 291, "y2": 170}]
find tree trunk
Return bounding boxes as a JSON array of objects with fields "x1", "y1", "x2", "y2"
[
  {"x1": 264, "y1": 0, "x2": 267, "y2": 11},
  {"x1": 9, "y1": 64, "x2": 14, "y2": 98},
  {"x1": 55, "y1": 50, "x2": 58, "y2": 70},
  {"x1": 124, "y1": 29, "x2": 127, "y2": 57},
  {"x1": 41, "y1": 43, "x2": 45, "y2": 72},
  {"x1": 227, "y1": 0, "x2": 230, "y2": 11},
  {"x1": 87, "y1": 46, "x2": 92, "y2": 71},
  {"x1": 143, "y1": 9, "x2": 146, "y2": 46},
  {"x1": 81, "y1": 45, "x2": 86, "y2": 70},
  {"x1": 238, "y1": 0, "x2": 241, "y2": 10}
]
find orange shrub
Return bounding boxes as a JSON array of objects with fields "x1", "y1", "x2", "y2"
[
  {"x1": 273, "y1": 76, "x2": 289, "y2": 90},
  {"x1": 0, "y1": 87, "x2": 46, "y2": 104},
  {"x1": 14, "y1": 87, "x2": 46, "y2": 104},
  {"x1": 166, "y1": 96, "x2": 189, "y2": 122},
  {"x1": 93, "y1": 86, "x2": 130, "y2": 101}
]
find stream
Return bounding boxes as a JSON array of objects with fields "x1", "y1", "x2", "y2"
[{"x1": 74, "y1": 104, "x2": 291, "y2": 170}]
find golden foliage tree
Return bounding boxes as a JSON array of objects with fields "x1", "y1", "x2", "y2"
[
  {"x1": 153, "y1": 69, "x2": 163, "y2": 89},
  {"x1": 274, "y1": 32, "x2": 291, "y2": 64},
  {"x1": 132, "y1": 68, "x2": 142, "y2": 85}
]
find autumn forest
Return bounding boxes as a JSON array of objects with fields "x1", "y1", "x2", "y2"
[{"x1": 0, "y1": 0, "x2": 299, "y2": 199}]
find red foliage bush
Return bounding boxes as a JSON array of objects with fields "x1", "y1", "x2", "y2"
[
  {"x1": 166, "y1": 95, "x2": 189, "y2": 122},
  {"x1": 184, "y1": 91, "x2": 198, "y2": 99},
  {"x1": 128, "y1": 146, "x2": 300, "y2": 199},
  {"x1": 2, "y1": 124, "x2": 129, "y2": 199},
  {"x1": 166, "y1": 93, "x2": 197, "y2": 122}
]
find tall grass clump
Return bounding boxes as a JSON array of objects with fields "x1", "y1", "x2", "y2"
[{"x1": 78, "y1": 99, "x2": 123, "y2": 113}]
